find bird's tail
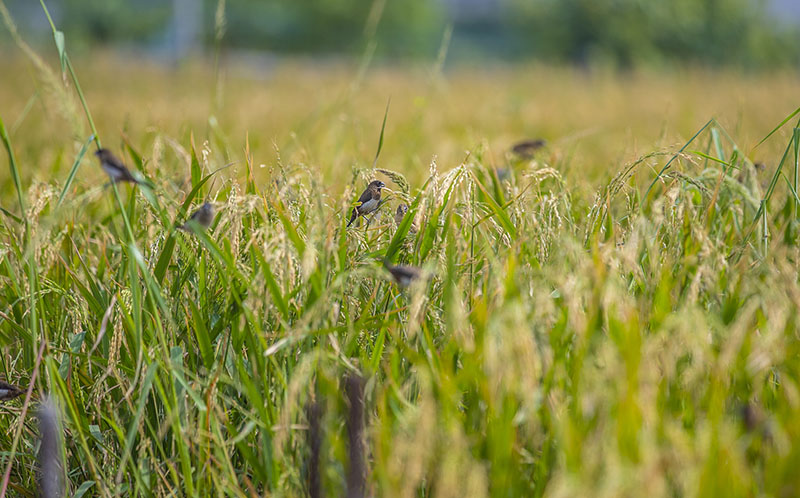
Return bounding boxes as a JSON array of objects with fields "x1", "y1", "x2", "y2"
[{"x1": 346, "y1": 210, "x2": 357, "y2": 228}]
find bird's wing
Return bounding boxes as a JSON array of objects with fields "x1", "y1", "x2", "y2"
[{"x1": 357, "y1": 188, "x2": 374, "y2": 206}]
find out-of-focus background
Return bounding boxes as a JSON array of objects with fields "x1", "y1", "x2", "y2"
[
  {"x1": 3, "y1": 0, "x2": 800, "y2": 66},
  {"x1": 1, "y1": 0, "x2": 799, "y2": 191}
]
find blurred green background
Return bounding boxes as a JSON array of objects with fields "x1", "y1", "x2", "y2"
[{"x1": 2, "y1": 0, "x2": 800, "y2": 68}]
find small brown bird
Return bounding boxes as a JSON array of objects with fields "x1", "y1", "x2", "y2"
[
  {"x1": 94, "y1": 148, "x2": 144, "y2": 185},
  {"x1": 178, "y1": 202, "x2": 215, "y2": 231},
  {"x1": 511, "y1": 138, "x2": 547, "y2": 159},
  {"x1": 348, "y1": 180, "x2": 385, "y2": 227},
  {"x1": 384, "y1": 260, "x2": 424, "y2": 288},
  {"x1": 394, "y1": 203, "x2": 408, "y2": 226},
  {"x1": 0, "y1": 380, "x2": 24, "y2": 402}
]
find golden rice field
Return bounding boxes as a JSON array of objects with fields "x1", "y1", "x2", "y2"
[{"x1": 1, "y1": 39, "x2": 800, "y2": 497}]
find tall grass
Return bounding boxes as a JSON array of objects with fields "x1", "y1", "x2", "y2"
[{"x1": 2, "y1": 6, "x2": 800, "y2": 497}]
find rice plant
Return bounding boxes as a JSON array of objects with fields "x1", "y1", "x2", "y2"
[{"x1": 1, "y1": 5, "x2": 800, "y2": 497}]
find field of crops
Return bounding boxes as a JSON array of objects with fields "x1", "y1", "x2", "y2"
[{"x1": 2, "y1": 21, "x2": 800, "y2": 497}]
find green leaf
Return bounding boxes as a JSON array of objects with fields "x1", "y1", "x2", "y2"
[
  {"x1": 253, "y1": 251, "x2": 290, "y2": 321},
  {"x1": 188, "y1": 299, "x2": 214, "y2": 370},
  {"x1": 470, "y1": 171, "x2": 517, "y2": 240},
  {"x1": 73, "y1": 481, "x2": 95, "y2": 498},
  {"x1": 273, "y1": 198, "x2": 305, "y2": 256},
  {"x1": 172, "y1": 368, "x2": 208, "y2": 412},
  {"x1": 88, "y1": 425, "x2": 103, "y2": 443},
  {"x1": 190, "y1": 133, "x2": 203, "y2": 191},
  {"x1": 117, "y1": 362, "x2": 158, "y2": 480},
  {"x1": 384, "y1": 177, "x2": 430, "y2": 262},
  {"x1": 54, "y1": 30, "x2": 66, "y2": 74}
]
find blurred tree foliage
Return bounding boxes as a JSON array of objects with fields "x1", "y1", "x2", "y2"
[
  {"x1": 219, "y1": 0, "x2": 443, "y2": 56},
  {"x1": 61, "y1": 0, "x2": 171, "y2": 44},
  {"x1": 2, "y1": 0, "x2": 798, "y2": 66},
  {"x1": 506, "y1": 0, "x2": 800, "y2": 67}
]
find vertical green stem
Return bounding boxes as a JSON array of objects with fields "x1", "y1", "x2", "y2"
[
  {"x1": 112, "y1": 182, "x2": 137, "y2": 244},
  {"x1": 0, "y1": 116, "x2": 26, "y2": 218},
  {"x1": 39, "y1": 0, "x2": 101, "y2": 149},
  {"x1": 793, "y1": 127, "x2": 799, "y2": 219},
  {"x1": 761, "y1": 200, "x2": 768, "y2": 257},
  {"x1": 66, "y1": 57, "x2": 101, "y2": 148}
]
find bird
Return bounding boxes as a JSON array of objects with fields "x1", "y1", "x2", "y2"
[
  {"x1": 510, "y1": 138, "x2": 547, "y2": 159},
  {"x1": 0, "y1": 380, "x2": 24, "y2": 402},
  {"x1": 394, "y1": 203, "x2": 408, "y2": 226},
  {"x1": 178, "y1": 202, "x2": 215, "y2": 231},
  {"x1": 383, "y1": 260, "x2": 425, "y2": 288},
  {"x1": 94, "y1": 148, "x2": 144, "y2": 185},
  {"x1": 347, "y1": 180, "x2": 385, "y2": 227}
]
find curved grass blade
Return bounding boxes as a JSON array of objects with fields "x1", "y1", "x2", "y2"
[
  {"x1": 0, "y1": 115, "x2": 26, "y2": 216},
  {"x1": 469, "y1": 170, "x2": 517, "y2": 240},
  {"x1": 753, "y1": 106, "x2": 800, "y2": 150},
  {"x1": 384, "y1": 178, "x2": 431, "y2": 263},
  {"x1": 643, "y1": 118, "x2": 714, "y2": 203},
  {"x1": 57, "y1": 133, "x2": 94, "y2": 207},
  {"x1": 371, "y1": 98, "x2": 390, "y2": 169}
]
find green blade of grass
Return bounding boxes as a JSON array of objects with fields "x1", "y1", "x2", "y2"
[
  {"x1": 371, "y1": 98, "x2": 391, "y2": 169},
  {"x1": 643, "y1": 118, "x2": 714, "y2": 203},
  {"x1": 384, "y1": 178, "x2": 431, "y2": 263},
  {"x1": 57, "y1": 133, "x2": 95, "y2": 207},
  {"x1": 753, "y1": 106, "x2": 800, "y2": 150},
  {"x1": 0, "y1": 115, "x2": 26, "y2": 216},
  {"x1": 469, "y1": 171, "x2": 517, "y2": 240}
]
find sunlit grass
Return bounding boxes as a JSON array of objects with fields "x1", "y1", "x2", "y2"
[{"x1": 1, "y1": 11, "x2": 800, "y2": 497}]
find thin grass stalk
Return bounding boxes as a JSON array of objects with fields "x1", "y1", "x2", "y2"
[
  {"x1": 57, "y1": 134, "x2": 94, "y2": 207},
  {"x1": 10, "y1": 90, "x2": 38, "y2": 135},
  {"x1": 762, "y1": 200, "x2": 768, "y2": 256},
  {"x1": 38, "y1": 0, "x2": 101, "y2": 148},
  {"x1": 111, "y1": 183, "x2": 137, "y2": 244},
  {"x1": 212, "y1": 0, "x2": 227, "y2": 113},
  {"x1": 794, "y1": 128, "x2": 799, "y2": 219},
  {"x1": 0, "y1": 116, "x2": 26, "y2": 218}
]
